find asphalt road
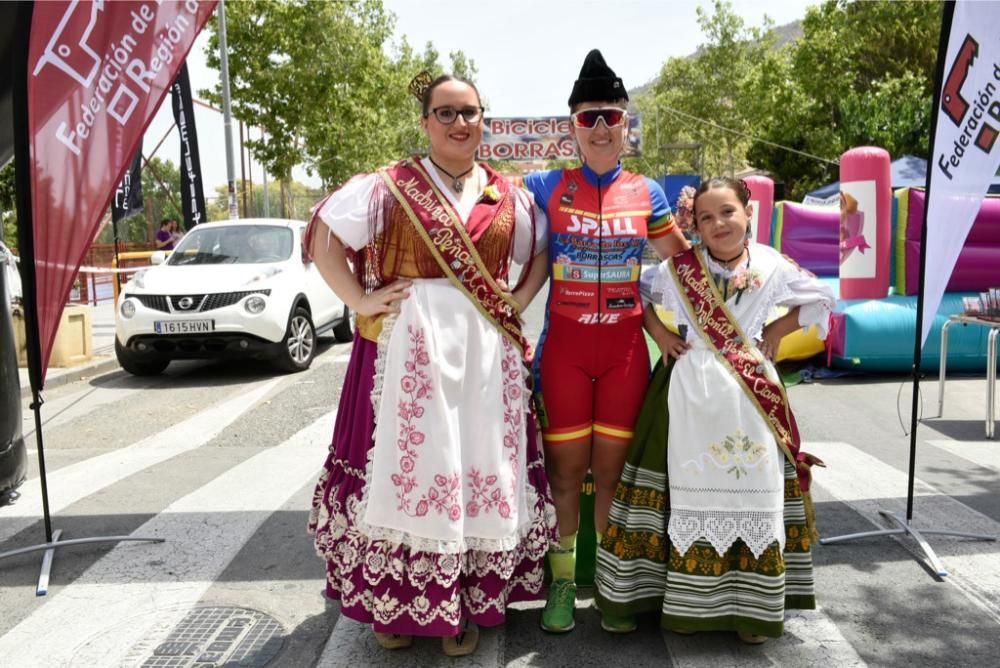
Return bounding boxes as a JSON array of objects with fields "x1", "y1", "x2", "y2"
[{"x1": 1, "y1": 283, "x2": 999, "y2": 667}]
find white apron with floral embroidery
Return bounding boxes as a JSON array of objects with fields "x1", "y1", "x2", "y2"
[
  {"x1": 356, "y1": 278, "x2": 532, "y2": 553},
  {"x1": 649, "y1": 244, "x2": 834, "y2": 559}
]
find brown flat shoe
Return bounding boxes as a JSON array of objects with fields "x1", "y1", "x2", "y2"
[
  {"x1": 374, "y1": 632, "x2": 413, "y2": 650},
  {"x1": 737, "y1": 631, "x2": 769, "y2": 645},
  {"x1": 442, "y1": 621, "x2": 479, "y2": 657}
]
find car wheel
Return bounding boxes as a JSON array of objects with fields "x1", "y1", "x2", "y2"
[
  {"x1": 275, "y1": 306, "x2": 316, "y2": 372},
  {"x1": 332, "y1": 305, "x2": 354, "y2": 343},
  {"x1": 115, "y1": 339, "x2": 170, "y2": 376}
]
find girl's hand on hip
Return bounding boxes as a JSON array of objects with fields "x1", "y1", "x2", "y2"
[
  {"x1": 658, "y1": 330, "x2": 691, "y2": 360},
  {"x1": 358, "y1": 279, "x2": 412, "y2": 316},
  {"x1": 758, "y1": 326, "x2": 782, "y2": 361}
]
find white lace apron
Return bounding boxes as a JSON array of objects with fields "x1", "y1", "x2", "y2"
[
  {"x1": 356, "y1": 278, "x2": 533, "y2": 553},
  {"x1": 654, "y1": 245, "x2": 834, "y2": 559}
]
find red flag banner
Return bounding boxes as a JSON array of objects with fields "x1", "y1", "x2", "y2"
[{"x1": 27, "y1": 0, "x2": 216, "y2": 377}]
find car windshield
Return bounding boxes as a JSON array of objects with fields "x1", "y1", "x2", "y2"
[{"x1": 167, "y1": 225, "x2": 294, "y2": 266}]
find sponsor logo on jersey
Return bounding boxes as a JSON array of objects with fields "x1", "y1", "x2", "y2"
[
  {"x1": 577, "y1": 313, "x2": 621, "y2": 324},
  {"x1": 565, "y1": 215, "x2": 638, "y2": 237},
  {"x1": 606, "y1": 297, "x2": 636, "y2": 310},
  {"x1": 558, "y1": 265, "x2": 634, "y2": 282}
]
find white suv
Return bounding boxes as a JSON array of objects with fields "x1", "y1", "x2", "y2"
[{"x1": 115, "y1": 219, "x2": 351, "y2": 375}]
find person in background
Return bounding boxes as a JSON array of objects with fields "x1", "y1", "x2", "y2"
[
  {"x1": 154, "y1": 219, "x2": 175, "y2": 251},
  {"x1": 168, "y1": 219, "x2": 184, "y2": 247}
]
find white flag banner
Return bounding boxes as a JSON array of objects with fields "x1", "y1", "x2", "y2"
[{"x1": 922, "y1": 0, "x2": 1000, "y2": 346}]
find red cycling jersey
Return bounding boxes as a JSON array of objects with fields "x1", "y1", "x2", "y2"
[{"x1": 524, "y1": 163, "x2": 676, "y2": 444}]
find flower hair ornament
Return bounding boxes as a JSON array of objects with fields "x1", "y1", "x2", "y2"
[
  {"x1": 674, "y1": 185, "x2": 697, "y2": 233},
  {"x1": 408, "y1": 70, "x2": 434, "y2": 102}
]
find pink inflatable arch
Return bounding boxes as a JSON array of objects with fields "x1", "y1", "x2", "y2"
[{"x1": 839, "y1": 147, "x2": 891, "y2": 300}]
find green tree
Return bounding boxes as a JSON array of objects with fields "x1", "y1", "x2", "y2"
[
  {"x1": 202, "y1": 0, "x2": 476, "y2": 201},
  {"x1": 96, "y1": 157, "x2": 183, "y2": 245},
  {"x1": 205, "y1": 179, "x2": 323, "y2": 222},
  {"x1": 748, "y1": 0, "x2": 941, "y2": 198},
  {"x1": 632, "y1": 0, "x2": 941, "y2": 200},
  {"x1": 1, "y1": 162, "x2": 16, "y2": 248},
  {"x1": 627, "y1": 0, "x2": 784, "y2": 181}
]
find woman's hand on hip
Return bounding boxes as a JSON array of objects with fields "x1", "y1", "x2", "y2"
[{"x1": 357, "y1": 279, "x2": 412, "y2": 316}]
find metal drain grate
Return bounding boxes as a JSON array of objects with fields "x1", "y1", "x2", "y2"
[{"x1": 139, "y1": 606, "x2": 284, "y2": 667}]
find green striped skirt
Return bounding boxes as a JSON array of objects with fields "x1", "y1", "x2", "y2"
[{"x1": 594, "y1": 361, "x2": 816, "y2": 638}]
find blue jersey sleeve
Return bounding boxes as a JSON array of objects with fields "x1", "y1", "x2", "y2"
[
  {"x1": 523, "y1": 170, "x2": 563, "y2": 217},
  {"x1": 645, "y1": 177, "x2": 672, "y2": 222}
]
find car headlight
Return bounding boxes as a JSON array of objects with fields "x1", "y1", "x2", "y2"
[
  {"x1": 245, "y1": 295, "x2": 266, "y2": 314},
  {"x1": 120, "y1": 299, "x2": 136, "y2": 318}
]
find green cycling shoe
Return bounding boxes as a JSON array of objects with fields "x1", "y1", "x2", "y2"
[{"x1": 541, "y1": 579, "x2": 577, "y2": 632}]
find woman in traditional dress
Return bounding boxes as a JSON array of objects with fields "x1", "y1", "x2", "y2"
[
  {"x1": 306, "y1": 74, "x2": 555, "y2": 657},
  {"x1": 595, "y1": 177, "x2": 834, "y2": 643}
]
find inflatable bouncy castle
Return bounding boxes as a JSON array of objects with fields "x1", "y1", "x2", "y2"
[{"x1": 756, "y1": 148, "x2": 1000, "y2": 372}]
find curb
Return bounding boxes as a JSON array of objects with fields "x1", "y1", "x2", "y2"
[{"x1": 18, "y1": 354, "x2": 121, "y2": 399}]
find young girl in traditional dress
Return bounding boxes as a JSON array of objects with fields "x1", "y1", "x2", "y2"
[{"x1": 595, "y1": 177, "x2": 834, "y2": 643}]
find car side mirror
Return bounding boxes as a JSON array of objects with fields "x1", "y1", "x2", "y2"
[{"x1": 150, "y1": 251, "x2": 166, "y2": 266}]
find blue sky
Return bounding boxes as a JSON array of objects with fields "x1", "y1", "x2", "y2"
[{"x1": 146, "y1": 0, "x2": 816, "y2": 192}]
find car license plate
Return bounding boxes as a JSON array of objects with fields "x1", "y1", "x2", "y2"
[{"x1": 154, "y1": 320, "x2": 214, "y2": 334}]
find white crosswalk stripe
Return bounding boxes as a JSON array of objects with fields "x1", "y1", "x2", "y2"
[
  {"x1": 927, "y1": 439, "x2": 1000, "y2": 472},
  {"x1": 0, "y1": 410, "x2": 333, "y2": 667},
  {"x1": 807, "y1": 441, "x2": 1000, "y2": 623},
  {"x1": 1, "y1": 378, "x2": 282, "y2": 545},
  {"x1": 664, "y1": 607, "x2": 867, "y2": 667}
]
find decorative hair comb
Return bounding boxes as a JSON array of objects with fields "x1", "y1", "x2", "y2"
[{"x1": 408, "y1": 71, "x2": 433, "y2": 102}]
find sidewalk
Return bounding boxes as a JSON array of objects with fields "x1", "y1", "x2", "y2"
[{"x1": 17, "y1": 301, "x2": 120, "y2": 397}]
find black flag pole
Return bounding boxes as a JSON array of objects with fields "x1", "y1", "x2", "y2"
[
  {"x1": 171, "y1": 63, "x2": 207, "y2": 230},
  {"x1": 0, "y1": 0, "x2": 163, "y2": 597},
  {"x1": 111, "y1": 145, "x2": 144, "y2": 294},
  {"x1": 819, "y1": 0, "x2": 995, "y2": 578}
]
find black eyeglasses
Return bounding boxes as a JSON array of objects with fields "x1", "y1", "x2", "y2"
[{"x1": 427, "y1": 106, "x2": 485, "y2": 125}]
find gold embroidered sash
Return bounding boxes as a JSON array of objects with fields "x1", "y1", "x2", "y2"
[
  {"x1": 669, "y1": 249, "x2": 821, "y2": 492},
  {"x1": 379, "y1": 158, "x2": 529, "y2": 357}
]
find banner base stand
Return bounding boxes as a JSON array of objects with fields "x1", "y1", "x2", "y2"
[
  {"x1": 819, "y1": 510, "x2": 995, "y2": 579},
  {"x1": 0, "y1": 529, "x2": 166, "y2": 596}
]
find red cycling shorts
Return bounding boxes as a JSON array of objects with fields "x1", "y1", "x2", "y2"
[{"x1": 537, "y1": 314, "x2": 650, "y2": 446}]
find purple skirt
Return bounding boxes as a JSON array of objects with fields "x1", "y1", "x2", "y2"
[{"x1": 308, "y1": 337, "x2": 555, "y2": 637}]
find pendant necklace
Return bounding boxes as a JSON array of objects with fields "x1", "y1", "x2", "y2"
[
  {"x1": 429, "y1": 156, "x2": 475, "y2": 193},
  {"x1": 707, "y1": 247, "x2": 750, "y2": 301}
]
